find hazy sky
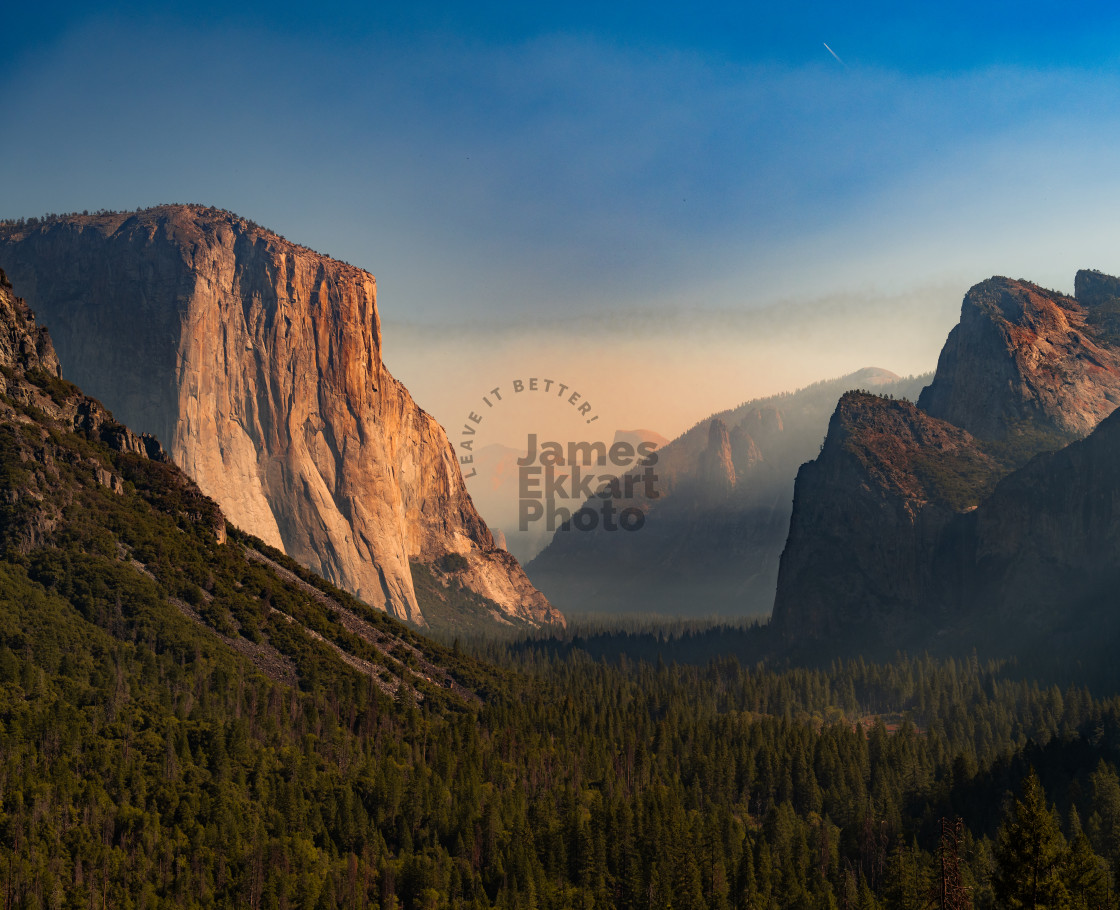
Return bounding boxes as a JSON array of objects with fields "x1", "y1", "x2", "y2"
[{"x1": 6, "y1": 2, "x2": 1120, "y2": 445}]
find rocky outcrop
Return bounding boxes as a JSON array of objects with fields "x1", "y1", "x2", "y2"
[
  {"x1": 0, "y1": 269, "x2": 192, "y2": 549},
  {"x1": 489, "y1": 526, "x2": 508, "y2": 551},
  {"x1": 0, "y1": 269, "x2": 59, "y2": 377},
  {"x1": 527, "y1": 368, "x2": 929, "y2": 618},
  {"x1": 918, "y1": 277, "x2": 1120, "y2": 440},
  {"x1": 0, "y1": 207, "x2": 561, "y2": 627},
  {"x1": 71, "y1": 398, "x2": 168, "y2": 463},
  {"x1": 774, "y1": 271, "x2": 1120, "y2": 650},
  {"x1": 1076, "y1": 268, "x2": 1120, "y2": 310},
  {"x1": 770, "y1": 392, "x2": 996, "y2": 641},
  {"x1": 698, "y1": 419, "x2": 737, "y2": 494}
]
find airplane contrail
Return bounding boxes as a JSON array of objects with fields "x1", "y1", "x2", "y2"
[{"x1": 823, "y1": 42, "x2": 847, "y2": 67}]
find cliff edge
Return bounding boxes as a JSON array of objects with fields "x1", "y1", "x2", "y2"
[{"x1": 0, "y1": 206, "x2": 561, "y2": 627}]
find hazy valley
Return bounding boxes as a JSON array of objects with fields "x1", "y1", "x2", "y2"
[{"x1": 3, "y1": 203, "x2": 1120, "y2": 909}]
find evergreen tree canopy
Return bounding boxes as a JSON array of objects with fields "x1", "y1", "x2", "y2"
[{"x1": 994, "y1": 771, "x2": 1070, "y2": 910}]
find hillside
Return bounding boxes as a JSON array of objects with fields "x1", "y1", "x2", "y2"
[{"x1": 5, "y1": 268, "x2": 1120, "y2": 910}]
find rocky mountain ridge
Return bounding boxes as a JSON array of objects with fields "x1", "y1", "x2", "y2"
[
  {"x1": 0, "y1": 206, "x2": 560, "y2": 629},
  {"x1": 773, "y1": 271, "x2": 1120, "y2": 651}
]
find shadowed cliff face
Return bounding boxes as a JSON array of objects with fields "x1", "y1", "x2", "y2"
[
  {"x1": 966, "y1": 406, "x2": 1120, "y2": 623},
  {"x1": 774, "y1": 270, "x2": 1120, "y2": 652},
  {"x1": 0, "y1": 269, "x2": 167, "y2": 468},
  {"x1": 0, "y1": 206, "x2": 561, "y2": 628},
  {"x1": 0, "y1": 269, "x2": 190, "y2": 548},
  {"x1": 770, "y1": 392, "x2": 996, "y2": 642}
]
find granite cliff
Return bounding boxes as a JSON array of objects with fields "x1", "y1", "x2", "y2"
[
  {"x1": 0, "y1": 265, "x2": 488, "y2": 714},
  {"x1": 773, "y1": 271, "x2": 1120, "y2": 650},
  {"x1": 0, "y1": 206, "x2": 560, "y2": 628},
  {"x1": 770, "y1": 392, "x2": 995, "y2": 643},
  {"x1": 965, "y1": 405, "x2": 1120, "y2": 630},
  {"x1": 918, "y1": 276, "x2": 1120, "y2": 440}
]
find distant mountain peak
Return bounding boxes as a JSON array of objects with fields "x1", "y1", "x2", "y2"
[
  {"x1": 526, "y1": 368, "x2": 931, "y2": 618},
  {"x1": 613, "y1": 428, "x2": 670, "y2": 449},
  {"x1": 846, "y1": 366, "x2": 902, "y2": 386}
]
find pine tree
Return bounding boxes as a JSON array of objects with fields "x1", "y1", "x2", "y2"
[
  {"x1": 993, "y1": 771, "x2": 1070, "y2": 910},
  {"x1": 1064, "y1": 828, "x2": 1109, "y2": 910}
]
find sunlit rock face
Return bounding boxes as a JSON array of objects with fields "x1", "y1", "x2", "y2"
[
  {"x1": 0, "y1": 206, "x2": 561, "y2": 628},
  {"x1": 919, "y1": 276, "x2": 1120, "y2": 440}
]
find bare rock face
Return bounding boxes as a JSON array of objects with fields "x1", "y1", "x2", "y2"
[
  {"x1": 728, "y1": 426, "x2": 762, "y2": 476},
  {"x1": 774, "y1": 270, "x2": 1120, "y2": 651},
  {"x1": 1074, "y1": 268, "x2": 1120, "y2": 310},
  {"x1": 770, "y1": 392, "x2": 997, "y2": 642},
  {"x1": 740, "y1": 407, "x2": 783, "y2": 443},
  {"x1": 0, "y1": 207, "x2": 560, "y2": 627},
  {"x1": 698, "y1": 419, "x2": 737, "y2": 494},
  {"x1": 918, "y1": 277, "x2": 1120, "y2": 440},
  {"x1": 0, "y1": 269, "x2": 60, "y2": 377}
]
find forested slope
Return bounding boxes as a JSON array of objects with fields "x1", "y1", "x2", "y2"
[{"x1": 0, "y1": 266, "x2": 1118, "y2": 908}]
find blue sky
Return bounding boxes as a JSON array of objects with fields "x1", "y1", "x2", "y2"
[
  {"x1": 9, "y1": 2, "x2": 1120, "y2": 75},
  {"x1": 6, "y1": 2, "x2": 1120, "y2": 439}
]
